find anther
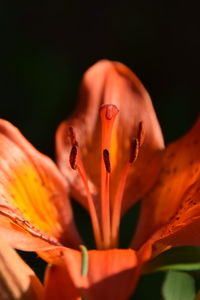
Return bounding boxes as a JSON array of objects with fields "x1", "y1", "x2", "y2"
[
  {"x1": 103, "y1": 149, "x2": 111, "y2": 173},
  {"x1": 68, "y1": 126, "x2": 78, "y2": 146},
  {"x1": 129, "y1": 138, "x2": 139, "y2": 163},
  {"x1": 137, "y1": 121, "x2": 145, "y2": 147},
  {"x1": 69, "y1": 145, "x2": 78, "y2": 169}
]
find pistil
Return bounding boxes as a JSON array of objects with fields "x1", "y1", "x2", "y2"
[{"x1": 100, "y1": 105, "x2": 119, "y2": 249}]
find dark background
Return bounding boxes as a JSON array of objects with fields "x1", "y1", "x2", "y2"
[{"x1": 1, "y1": 0, "x2": 200, "y2": 298}]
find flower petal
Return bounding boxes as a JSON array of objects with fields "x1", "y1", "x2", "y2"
[
  {"x1": 151, "y1": 178, "x2": 200, "y2": 257},
  {"x1": 3, "y1": 245, "x2": 138, "y2": 299},
  {"x1": 44, "y1": 265, "x2": 81, "y2": 300},
  {"x1": 33, "y1": 246, "x2": 139, "y2": 300},
  {"x1": 61, "y1": 247, "x2": 138, "y2": 300},
  {"x1": 0, "y1": 238, "x2": 43, "y2": 300},
  {"x1": 0, "y1": 119, "x2": 81, "y2": 249},
  {"x1": 56, "y1": 60, "x2": 164, "y2": 213},
  {"x1": 133, "y1": 118, "x2": 200, "y2": 249}
]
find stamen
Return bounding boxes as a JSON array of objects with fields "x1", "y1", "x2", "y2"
[
  {"x1": 69, "y1": 145, "x2": 78, "y2": 169},
  {"x1": 111, "y1": 135, "x2": 141, "y2": 247},
  {"x1": 137, "y1": 121, "x2": 145, "y2": 147},
  {"x1": 103, "y1": 149, "x2": 111, "y2": 173},
  {"x1": 69, "y1": 131, "x2": 103, "y2": 249},
  {"x1": 76, "y1": 160, "x2": 103, "y2": 249},
  {"x1": 129, "y1": 139, "x2": 139, "y2": 163},
  {"x1": 100, "y1": 104, "x2": 119, "y2": 248}
]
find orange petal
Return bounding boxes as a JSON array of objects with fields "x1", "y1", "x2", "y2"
[
  {"x1": 56, "y1": 60, "x2": 164, "y2": 213},
  {"x1": 35, "y1": 246, "x2": 139, "y2": 299},
  {"x1": 133, "y1": 118, "x2": 200, "y2": 249},
  {"x1": 0, "y1": 213, "x2": 61, "y2": 250},
  {"x1": 60, "y1": 247, "x2": 138, "y2": 300},
  {"x1": 0, "y1": 238, "x2": 44, "y2": 300},
  {"x1": 151, "y1": 177, "x2": 200, "y2": 257},
  {"x1": 0, "y1": 119, "x2": 81, "y2": 249},
  {"x1": 2, "y1": 244, "x2": 138, "y2": 298},
  {"x1": 44, "y1": 265, "x2": 81, "y2": 300}
]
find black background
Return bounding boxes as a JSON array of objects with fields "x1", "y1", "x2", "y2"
[{"x1": 1, "y1": 0, "x2": 200, "y2": 298}]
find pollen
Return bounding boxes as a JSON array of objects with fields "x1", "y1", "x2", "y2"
[
  {"x1": 137, "y1": 121, "x2": 145, "y2": 147},
  {"x1": 69, "y1": 145, "x2": 78, "y2": 170},
  {"x1": 129, "y1": 139, "x2": 139, "y2": 163},
  {"x1": 103, "y1": 149, "x2": 111, "y2": 173}
]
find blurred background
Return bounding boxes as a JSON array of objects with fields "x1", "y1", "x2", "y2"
[{"x1": 1, "y1": 0, "x2": 200, "y2": 299}]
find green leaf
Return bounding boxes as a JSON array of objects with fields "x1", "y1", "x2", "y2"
[
  {"x1": 162, "y1": 271, "x2": 195, "y2": 300},
  {"x1": 144, "y1": 246, "x2": 200, "y2": 273}
]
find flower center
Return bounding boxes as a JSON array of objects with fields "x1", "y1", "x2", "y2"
[{"x1": 69, "y1": 104, "x2": 144, "y2": 250}]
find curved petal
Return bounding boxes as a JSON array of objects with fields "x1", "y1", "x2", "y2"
[
  {"x1": 44, "y1": 265, "x2": 81, "y2": 300},
  {"x1": 20, "y1": 245, "x2": 138, "y2": 300},
  {"x1": 0, "y1": 119, "x2": 81, "y2": 249},
  {"x1": 151, "y1": 177, "x2": 200, "y2": 257},
  {"x1": 61, "y1": 247, "x2": 138, "y2": 300},
  {"x1": 0, "y1": 238, "x2": 44, "y2": 300},
  {"x1": 133, "y1": 118, "x2": 200, "y2": 249},
  {"x1": 56, "y1": 60, "x2": 164, "y2": 213},
  {"x1": 0, "y1": 213, "x2": 62, "y2": 250},
  {"x1": 8, "y1": 244, "x2": 139, "y2": 300}
]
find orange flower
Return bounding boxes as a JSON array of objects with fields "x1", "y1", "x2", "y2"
[{"x1": 0, "y1": 60, "x2": 199, "y2": 299}]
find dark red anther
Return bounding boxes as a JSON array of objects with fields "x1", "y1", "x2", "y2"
[
  {"x1": 103, "y1": 149, "x2": 111, "y2": 173},
  {"x1": 129, "y1": 139, "x2": 139, "y2": 163},
  {"x1": 69, "y1": 145, "x2": 78, "y2": 169},
  {"x1": 137, "y1": 121, "x2": 145, "y2": 147}
]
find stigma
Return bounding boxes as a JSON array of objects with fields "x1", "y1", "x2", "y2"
[{"x1": 69, "y1": 104, "x2": 144, "y2": 249}]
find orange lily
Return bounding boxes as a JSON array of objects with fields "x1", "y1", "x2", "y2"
[{"x1": 0, "y1": 60, "x2": 199, "y2": 299}]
